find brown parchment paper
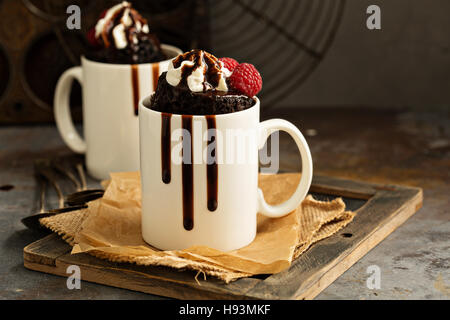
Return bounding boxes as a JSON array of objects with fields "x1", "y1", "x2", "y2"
[{"x1": 40, "y1": 172, "x2": 355, "y2": 283}]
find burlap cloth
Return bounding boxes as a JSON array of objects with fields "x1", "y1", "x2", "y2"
[{"x1": 40, "y1": 172, "x2": 355, "y2": 283}]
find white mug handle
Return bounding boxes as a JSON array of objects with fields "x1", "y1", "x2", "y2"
[
  {"x1": 257, "y1": 119, "x2": 313, "y2": 218},
  {"x1": 54, "y1": 67, "x2": 87, "y2": 154}
]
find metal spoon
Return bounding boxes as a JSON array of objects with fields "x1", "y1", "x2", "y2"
[
  {"x1": 51, "y1": 158, "x2": 82, "y2": 192},
  {"x1": 64, "y1": 162, "x2": 104, "y2": 206},
  {"x1": 53, "y1": 159, "x2": 104, "y2": 205},
  {"x1": 65, "y1": 190, "x2": 104, "y2": 206},
  {"x1": 21, "y1": 160, "x2": 87, "y2": 230},
  {"x1": 21, "y1": 204, "x2": 88, "y2": 230}
]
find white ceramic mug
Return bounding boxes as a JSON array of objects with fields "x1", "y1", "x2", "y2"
[
  {"x1": 54, "y1": 44, "x2": 182, "y2": 180},
  {"x1": 139, "y1": 97, "x2": 313, "y2": 251}
]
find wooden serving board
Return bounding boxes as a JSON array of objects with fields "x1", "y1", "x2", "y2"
[{"x1": 23, "y1": 175, "x2": 422, "y2": 300}]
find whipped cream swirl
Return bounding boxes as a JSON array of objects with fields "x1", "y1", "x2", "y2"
[
  {"x1": 166, "y1": 50, "x2": 230, "y2": 92},
  {"x1": 95, "y1": 1, "x2": 150, "y2": 50}
]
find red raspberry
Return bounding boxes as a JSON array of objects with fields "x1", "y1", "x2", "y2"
[
  {"x1": 86, "y1": 27, "x2": 100, "y2": 47},
  {"x1": 228, "y1": 63, "x2": 262, "y2": 97},
  {"x1": 99, "y1": 9, "x2": 108, "y2": 19},
  {"x1": 219, "y1": 57, "x2": 239, "y2": 72}
]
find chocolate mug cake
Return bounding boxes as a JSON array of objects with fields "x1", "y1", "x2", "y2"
[
  {"x1": 53, "y1": 2, "x2": 182, "y2": 180},
  {"x1": 86, "y1": 1, "x2": 166, "y2": 64},
  {"x1": 147, "y1": 49, "x2": 259, "y2": 115}
]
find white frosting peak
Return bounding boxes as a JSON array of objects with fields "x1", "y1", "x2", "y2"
[
  {"x1": 166, "y1": 50, "x2": 229, "y2": 92},
  {"x1": 95, "y1": 2, "x2": 129, "y2": 39},
  {"x1": 94, "y1": 1, "x2": 151, "y2": 50}
]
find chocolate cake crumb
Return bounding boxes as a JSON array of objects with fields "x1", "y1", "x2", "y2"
[{"x1": 147, "y1": 73, "x2": 256, "y2": 115}]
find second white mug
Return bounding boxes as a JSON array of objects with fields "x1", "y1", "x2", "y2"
[{"x1": 54, "y1": 44, "x2": 182, "y2": 180}]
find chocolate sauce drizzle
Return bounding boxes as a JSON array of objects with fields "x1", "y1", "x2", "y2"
[
  {"x1": 160, "y1": 113, "x2": 219, "y2": 230},
  {"x1": 161, "y1": 113, "x2": 172, "y2": 184},
  {"x1": 131, "y1": 64, "x2": 139, "y2": 116},
  {"x1": 172, "y1": 50, "x2": 223, "y2": 91},
  {"x1": 206, "y1": 116, "x2": 218, "y2": 212},
  {"x1": 152, "y1": 63, "x2": 160, "y2": 92},
  {"x1": 132, "y1": 63, "x2": 160, "y2": 116},
  {"x1": 181, "y1": 115, "x2": 194, "y2": 231}
]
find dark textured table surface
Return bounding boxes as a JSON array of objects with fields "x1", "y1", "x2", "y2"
[{"x1": 0, "y1": 107, "x2": 448, "y2": 299}]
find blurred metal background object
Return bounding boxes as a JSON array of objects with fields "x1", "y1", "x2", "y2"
[
  {"x1": 0, "y1": 0, "x2": 343, "y2": 123},
  {"x1": 209, "y1": 0, "x2": 345, "y2": 110}
]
